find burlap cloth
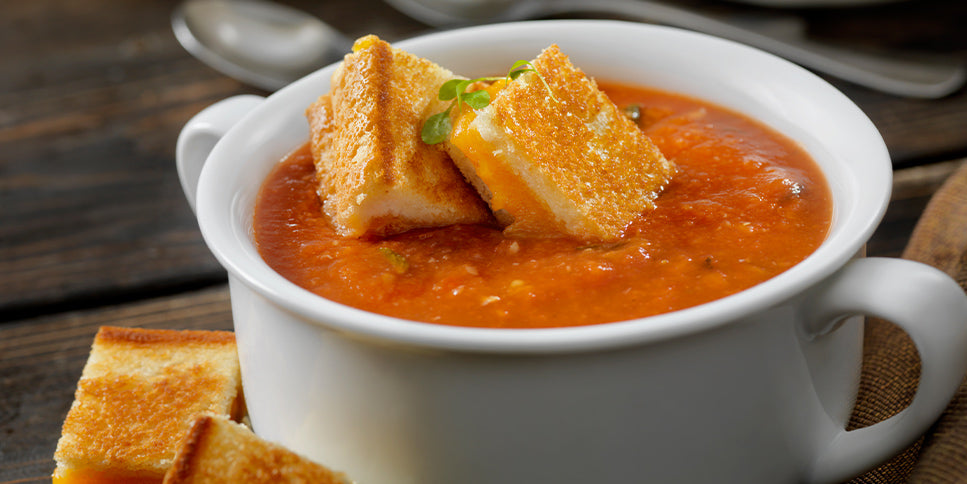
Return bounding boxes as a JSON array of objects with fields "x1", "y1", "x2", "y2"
[{"x1": 850, "y1": 162, "x2": 967, "y2": 484}]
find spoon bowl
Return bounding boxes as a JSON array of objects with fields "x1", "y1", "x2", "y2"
[{"x1": 172, "y1": 0, "x2": 352, "y2": 91}]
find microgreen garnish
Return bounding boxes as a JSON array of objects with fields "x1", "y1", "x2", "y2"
[
  {"x1": 421, "y1": 60, "x2": 556, "y2": 145},
  {"x1": 378, "y1": 247, "x2": 409, "y2": 274}
]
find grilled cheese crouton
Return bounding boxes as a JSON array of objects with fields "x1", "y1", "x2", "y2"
[
  {"x1": 445, "y1": 45, "x2": 675, "y2": 241},
  {"x1": 163, "y1": 414, "x2": 350, "y2": 484},
  {"x1": 306, "y1": 35, "x2": 492, "y2": 238},
  {"x1": 53, "y1": 327, "x2": 242, "y2": 484}
]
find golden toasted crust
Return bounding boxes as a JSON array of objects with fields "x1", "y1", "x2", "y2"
[
  {"x1": 306, "y1": 34, "x2": 492, "y2": 238},
  {"x1": 447, "y1": 45, "x2": 675, "y2": 241},
  {"x1": 164, "y1": 414, "x2": 349, "y2": 484},
  {"x1": 53, "y1": 326, "x2": 242, "y2": 482}
]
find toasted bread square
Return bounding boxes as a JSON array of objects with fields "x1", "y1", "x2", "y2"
[
  {"x1": 306, "y1": 35, "x2": 492, "y2": 238},
  {"x1": 163, "y1": 414, "x2": 349, "y2": 484},
  {"x1": 53, "y1": 327, "x2": 242, "y2": 484},
  {"x1": 445, "y1": 45, "x2": 675, "y2": 241}
]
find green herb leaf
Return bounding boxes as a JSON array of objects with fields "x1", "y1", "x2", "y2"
[
  {"x1": 506, "y1": 60, "x2": 557, "y2": 102},
  {"x1": 508, "y1": 68, "x2": 532, "y2": 81},
  {"x1": 508, "y1": 60, "x2": 532, "y2": 77},
  {"x1": 378, "y1": 247, "x2": 410, "y2": 274},
  {"x1": 421, "y1": 60, "x2": 556, "y2": 145},
  {"x1": 453, "y1": 79, "x2": 476, "y2": 109},
  {"x1": 463, "y1": 90, "x2": 491, "y2": 110},
  {"x1": 455, "y1": 79, "x2": 476, "y2": 95},
  {"x1": 438, "y1": 79, "x2": 463, "y2": 101},
  {"x1": 421, "y1": 110, "x2": 453, "y2": 145}
]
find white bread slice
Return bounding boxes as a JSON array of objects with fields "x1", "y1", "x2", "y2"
[
  {"x1": 306, "y1": 35, "x2": 492, "y2": 238},
  {"x1": 163, "y1": 414, "x2": 350, "y2": 484},
  {"x1": 445, "y1": 44, "x2": 675, "y2": 241},
  {"x1": 52, "y1": 326, "x2": 242, "y2": 484}
]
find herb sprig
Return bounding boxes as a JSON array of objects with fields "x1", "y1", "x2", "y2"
[{"x1": 421, "y1": 61, "x2": 555, "y2": 145}]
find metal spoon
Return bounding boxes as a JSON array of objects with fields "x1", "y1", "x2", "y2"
[
  {"x1": 171, "y1": 0, "x2": 353, "y2": 91},
  {"x1": 172, "y1": 0, "x2": 966, "y2": 98}
]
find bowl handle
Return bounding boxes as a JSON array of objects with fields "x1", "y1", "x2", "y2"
[
  {"x1": 175, "y1": 95, "x2": 265, "y2": 213},
  {"x1": 799, "y1": 257, "x2": 967, "y2": 484}
]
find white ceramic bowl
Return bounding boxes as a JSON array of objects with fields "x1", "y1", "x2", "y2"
[{"x1": 177, "y1": 20, "x2": 967, "y2": 484}]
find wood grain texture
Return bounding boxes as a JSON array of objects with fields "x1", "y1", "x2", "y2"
[
  {"x1": 868, "y1": 159, "x2": 967, "y2": 258},
  {"x1": 0, "y1": 0, "x2": 250, "y2": 316}
]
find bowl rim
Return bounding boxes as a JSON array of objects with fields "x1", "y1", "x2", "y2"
[{"x1": 194, "y1": 19, "x2": 892, "y2": 354}]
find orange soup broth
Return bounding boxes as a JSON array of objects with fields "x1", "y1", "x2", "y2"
[{"x1": 254, "y1": 83, "x2": 832, "y2": 328}]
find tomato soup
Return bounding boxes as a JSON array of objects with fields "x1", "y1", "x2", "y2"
[{"x1": 253, "y1": 83, "x2": 832, "y2": 328}]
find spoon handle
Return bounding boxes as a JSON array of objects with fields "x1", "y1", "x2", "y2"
[{"x1": 522, "y1": 0, "x2": 966, "y2": 98}]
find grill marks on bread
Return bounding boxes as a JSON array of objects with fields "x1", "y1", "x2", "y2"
[
  {"x1": 446, "y1": 45, "x2": 675, "y2": 241},
  {"x1": 163, "y1": 414, "x2": 350, "y2": 484},
  {"x1": 306, "y1": 35, "x2": 492, "y2": 238},
  {"x1": 370, "y1": 40, "x2": 396, "y2": 186},
  {"x1": 307, "y1": 37, "x2": 674, "y2": 241},
  {"x1": 52, "y1": 327, "x2": 242, "y2": 484}
]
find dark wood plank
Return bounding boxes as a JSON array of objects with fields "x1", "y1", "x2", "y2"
[
  {"x1": 0, "y1": 286, "x2": 233, "y2": 484},
  {"x1": 0, "y1": 0, "x2": 249, "y2": 316},
  {"x1": 868, "y1": 158, "x2": 967, "y2": 257},
  {"x1": 831, "y1": 86, "x2": 967, "y2": 167}
]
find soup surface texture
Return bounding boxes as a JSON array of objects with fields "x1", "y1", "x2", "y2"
[{"x1": 254, "y1": 83, "x2": 832, "y2": 328}]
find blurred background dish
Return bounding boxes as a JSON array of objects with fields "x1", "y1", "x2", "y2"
[
  {"x1": 173, "y1": 0, "x2": 964, "y2": 97},
  {"x1": 728, "y1": 0, "x2": 909, "y2": 7}
]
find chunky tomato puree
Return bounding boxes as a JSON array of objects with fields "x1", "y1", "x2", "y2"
[{"x1": 254, "y1": 83, "x2": 831, "y2": 328}]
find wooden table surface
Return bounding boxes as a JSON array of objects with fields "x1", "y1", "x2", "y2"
[{"x1": 2, "y1": 0, "x2": 966, "y2": 482}]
